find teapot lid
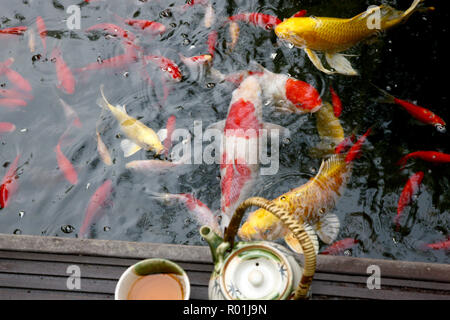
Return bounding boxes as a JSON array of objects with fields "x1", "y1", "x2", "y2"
[{"x1": 220, "y1": 244, "x2": 293, "y2": 300}]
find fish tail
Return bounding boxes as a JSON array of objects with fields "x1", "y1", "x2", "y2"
[
  {"x1": 403, "y1": 0, "x2": 427, "y2": 19},
  {"x1": 370, "y1": 83, "x2": 396, "y2": 104}
]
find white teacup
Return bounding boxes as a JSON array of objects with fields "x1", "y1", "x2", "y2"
[{"x1": 115, "y1": 258, "x2": 190, "y2": 300}]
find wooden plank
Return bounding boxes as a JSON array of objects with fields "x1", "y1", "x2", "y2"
[
  {"x1": 0, "y1": 234, "x2": 211, "y2": 263},
  {"x1": 317, "y1": 255, "x2": 450, "y2": 283},
  {"x1": 0, "y1": 287, "x2": 113, "y2": 300},
  {"x1": 0, "y1": 250, "x2": 213, "y2": 272}
]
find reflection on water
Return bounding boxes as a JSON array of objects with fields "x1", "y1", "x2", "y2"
[{"x1": 0, "y1": 0, "x2": 448, "y2": 263}]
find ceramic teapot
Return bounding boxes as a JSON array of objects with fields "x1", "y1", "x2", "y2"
[{"x1": 200, "y1": 197, "x2": 317, "y2": 300}]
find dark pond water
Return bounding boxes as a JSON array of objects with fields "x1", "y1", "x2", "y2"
[{"x1": 0, "y1": 0, "x2": 448, "y2": 264}]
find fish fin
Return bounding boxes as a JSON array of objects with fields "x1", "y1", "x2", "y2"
[
  {"x1": 284, "y1": 222, "x2": 319, "y2": 255},
  {"x1": 313, "y1": 154, "x2": 347, "y2": 183},
  {"x1": 325, "y1": 53, "x2": 358, "y2": 76},
  {"x1": 208, "y1": 67, "x2": 226, "y2": 82},
  {"x1": 97, "y1": 85, "x2": 112, "y2": 110},
  {"x1": 402, "y1": 0, "x2": 426, "y2": 20},
  {"x1": 120, "y1": 139, "x2": 142, "y2": 158},
  {"x1": 304, "y1": 48, "x2": 336, "y2": 75},
  {"x1": 314, "y1": 212, "x2": 340, "y2": 244},
  {"x1": 262, "y1": 122, "x2": 290, "y2": 139}
]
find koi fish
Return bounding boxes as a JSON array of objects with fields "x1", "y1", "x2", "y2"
[
  {"x1": 375, "y1": 87, "x2": 446, "y2": 133},
  {"x1": 59, "y1": 98, "x2": 82, "y2": 128},
  {"x1": 291, "y1": 10, "x2": 308, "y2": 18},
  {"x1": 97, "y1": 85, "x2": 164, "y2": 157},
  {"x1": 163, "y1": 115, "x2": 176, "y2": 157},
  {"x1": 0, "y1": 88, "x2": 33, "y2": 101},
  {"x1": 0, "y1": 26, "x2": 27, "y2": 35},
  {"x1": 275, "y1": 0, "x2": 432, "y2": 75},
  {"x1": 215, "y1": 76, "x2": 285, "y2": 230},
  {"x1": 227, "y1": 21, "x2": 240, "y2": 51},
  {"x1": 150, "y1": 192, "x2": 221, "y2": 235},
  {"x1": 79, "y1": 179, "x2": 113, "y2": 238},
  {"x1": 1, "y1": 64, "x2": 33, "y2": 93},
  {"x1": 76, "y1": 50, "x2": 138, "y2": 73},
  {"x1": 238, "y1": 129, "x2": 371, "y2": 254},
  {"x1": 397, "y1": 151, "x2": 450, "y2": 169},
  {"x1": 0, "y1": 154, "x2": 21, "y2": 209},
  {"x1": 51, "y1": 47, "x2": 76, "y2": 95},
  {"x1": 0, "y1": 122, "x2": 16, "y2": 133},
  {"x1": 54, "y1": 140, "x2": 78, "y2": 185},
  {"x1": 179, "y1": 54, "x2": 212, "y2": 78},
  {"x1": 320, "y1": 238, "x2": 359, "y2": 255},
  {"x1": 245, "y1": 62, "x2": 322, "y2": 114},
  {"x1": 96, "y1": 130, "x2": 112, "y2": 166},
  {"x1": 36, "y1": 16, "x2": 47, "y2": 52},
  {"x1": 311, "y1": 102, "x2": 345, "y2": 158},
  {"x1": 0, "y1": 98, "x2": 28, "y2": 109},
  {"x1": 114, "y1": 14, "x2": 166, "y2": 36},
  {"x1": 143, "y1": 55, "x2": 182, "y2": 82},
  {"x1": 229, "y1": 13, "x2": 281, "y2": 30},
  {"x1": 330, "y1": 86, "x2": 342, "y2": 117},
  {"x1": 422, "y1": 239, "x2": 450, "y2": 251},
  {"x1": 207, "y1": 30, "x2": 218, "y2": 58},
  {"x1": 203, "y1": 2, "x2": 216, "y2": 28},
  {"x1": 395, "y1": 171, "x2": 424, "y2": 229},
  {"x1": 85, "y1": 23, "x2": 136, "y2": 42},
  {"x1": 335, "y1": 134, "x2": 356, "y2": 155}
]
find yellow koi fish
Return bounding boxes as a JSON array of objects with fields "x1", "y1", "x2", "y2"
[
  {"x1": 238, "y1": 154, "x2": 350, "y2": 254},
  {"x1": 97, "y1": 85, "x2": 164, "y2": 157},
  {"x1": 310, "y1": 102, "x2": 345, "y2": 158},
  {"x1": 275, "y1": 0, "x2": 433, "y2": 75}
]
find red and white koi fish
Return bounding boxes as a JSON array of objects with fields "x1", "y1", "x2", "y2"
[
  {"x1": 251, "y1": 63, "x2": 322, "y2": 114},
  {"x1": 330, "y1": 86, "x2": 342, "y2": 117},
  {"x1": 0, "y1": 98, "x2": 28, "y2": 109},
  {"x1": 79, "y1": 179, "x2": 113, "y2": 238},
  {"x1": 207, "y1": 30, "x2": 218, "y2": 58},
  {"x1": 36, "y1": 16, "x2": 47, "y2": 52},
  {"x1": 397, "y1": 151, "x2": 450, "y2": 169},
  {"x1": 422, "y1": 238, "x2": 450, "y2": 251},
  {"x1": 291, "y1": 10, "x2": 308, "y2": 18},
  {"x1": 376, "y1": 86, "x2": 446, "y2": 133},
  {"x1": 0, "y1": 26, "x2": 27, "y2": 35},
  {"x1": 320, "y1": 238, "x2": 359, "y2": 255},
  {"x1": 395, "y1": 171, "x2": 424, "y2": 229},
  {"x1": 163, "y1": 115, "x2": 176, "y2": 157},
  {"x1": 54, "y1": 140, "x2": 78, "y2": 185},
  {"x1": 227, "y1": 21, "x2": 240, "y2": 51},
  {"x1": 217, "y1": 76, "x2": 269, "y2": 230},
  {"x1": 143, "y1": 55, "x2": 182, "y2": 82},
  {"x1": 85, "y1": 23, "x2": 136, "y2": 42},
  {"x1": 0, "y1": 122, "x2": 16, "y2": 133},
  {"x1": 59, "y1": 98, "x2": 82, "y2": 128},
  {"x1": 0, "y1": 154, "x2": 21, "y2": 209},
  {"x1": 115, "y1": 15, "x2": 166, "y2": 36},
  {"x1": 229, "y1": 12, "x2": 282, "y2": 30},
  {"x1": 51, "y1": 47, "x2": 76, "y2": 95},
  {"x1": 179, "y1": 54, "x2": 212, "y2": 78}
]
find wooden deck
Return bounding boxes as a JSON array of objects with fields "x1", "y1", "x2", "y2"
[{"x1": 0, "y1": 233, "x2": 449, "y2": 300}]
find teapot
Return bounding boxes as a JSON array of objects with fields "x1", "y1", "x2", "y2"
[{"x1": 200, "y1": 197, "x2": 317, "y2": 300}]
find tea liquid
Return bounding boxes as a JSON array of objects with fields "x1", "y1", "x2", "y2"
[{"x1": 127, "y1": 273, "x2": 184, "y2": 300}]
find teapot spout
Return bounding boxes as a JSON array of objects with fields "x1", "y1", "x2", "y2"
[{"x1": 200, "y1": 225, "x2": 224, "y2": 264}]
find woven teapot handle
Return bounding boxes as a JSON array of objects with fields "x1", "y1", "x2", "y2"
[{"x1": 223, "y1": 197, "x2": 316, "y2": 300}]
